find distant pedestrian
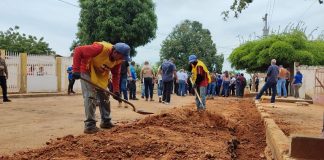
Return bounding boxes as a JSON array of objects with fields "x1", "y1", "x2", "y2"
[
  {"x1": 207, "y1": 72, "x2": 217, "y2": 98},
  {"x1": 255, "y1": 59, "x2": 279, "y2": 106},
  {"x1": 291, "y1": 70, "x2": 303, "y2": 98},
  {"x1": 161, "y1": 58, "x2": 177, "y2": 104},
  {"x1": 277, "y1": 65, "x2": 288, "y2": 98},
  {"x1": 157, "y1": 65, "x2": 163, "y2": 102},
  {"x1": 0, "y1": 56, "x2": 11, "y2": 102},
  {"x1": 249, "y1": 79, "x2": 252, "y2": 91},
  {"x1": 222, "y1": 71, "x2": 230, "y2": 97},
  {"x1": 119, "y1": 61, "x2": 130, "y2": 107},
  {"x1": 177, "y1": 69, "x2": 188, "y2": 96},
  {"x1": 229, "y1": 76, "x2": 236, "y2": 96},
  {"x1": 67, "y1": 66, "x2": 76, "y2": 94},
  {"x1": 285, "y1": 68, "x2": 291, "y2": 95},
  {"x1": 239, "y1": 73, "x2": 247, "y2": 97},
  {"x1": 188, "y1": 54, "x2": 210, "y2": 111},
  {"x1": 140, "y1": 61, "x2": 154, "y2": 101},
  {"x1": 128, "y1": 61, "x2": 138, "y2": 100},
  {"x1": 216, "y1": 74, "x2": 222, "y2": 96},
  {"x1": 255, "y1": 76, "x2": 259, "y2": 92}
]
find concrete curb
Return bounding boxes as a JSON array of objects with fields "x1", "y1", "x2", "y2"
[
  {"x1": 261, "y1": 96, "x2": 313, "y2": 104},
  {"x1": 1, "y1": 93, "x2": 81, "y2": 99},
  {"x1": 255, "y1": 103, "x2": 294, "y2": 160}
]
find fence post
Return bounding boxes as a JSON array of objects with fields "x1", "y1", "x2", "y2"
[
  {"x1": 56, "y1": 57, "x2": 62, "y2": 92},
  {"x1": 0, "y1": 50, "x2": 4, "y2": 95},
  {"x1": 20, "y1": 53, "x2": 27, "y2": 93},
  {"x1": 0, "y1": 49, "x2": 5, "y2": 58}
]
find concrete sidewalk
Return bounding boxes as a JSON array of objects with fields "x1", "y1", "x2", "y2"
[
  {"x1": 261, "y1": 95, "x2": 313, "y2": 104},
  {"x1": 1, "y1": 92, "x2": 81, "y2": 99}
]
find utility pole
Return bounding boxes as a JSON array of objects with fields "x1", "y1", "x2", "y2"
[{"x1": 262, "y1": 13, "x2": 269, "y2": 37}]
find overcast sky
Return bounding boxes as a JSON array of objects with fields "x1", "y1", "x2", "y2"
[{"x1": 0, "y1": 0, "x2": 323, "y2": 71}]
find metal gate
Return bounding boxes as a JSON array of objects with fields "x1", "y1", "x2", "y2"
[
  {"x1": 4, "y1": 51, "x2": 21, "y2": 93},
  {"x1": 27, "y1": 54, "x2": 57, "y2": 92},
  {"x1": 315, "y1": 68, "x2": 324, "y2": 95}
]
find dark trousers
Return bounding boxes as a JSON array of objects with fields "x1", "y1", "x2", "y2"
[
  {"x1": 68, "y1": 79, "x2": 75, "y2": 92},
  {"x1": 163, "y1": 81, "x2": 173, "y2": 103},
  {"x1": 0, "y1": 76, "x2": 8, "y2": 100},
  {"x1": 129, "y1": 80, "x2": 136, "y2": 99},
  {"x1": 256, "y1": 81, "x2": 277, "y2": 103},
  {"x1": 144, "y1": 77, "x2": 153, "y2": 99},
  {"x1": 255, "y1": 84, "x2": 259, "y2": 92},
  {"x1": 174, "y1": 79, "x2": 179, "y2": 95},
  {"x1": 230, "y1": 84, "x2": 235, "y2": 96}
]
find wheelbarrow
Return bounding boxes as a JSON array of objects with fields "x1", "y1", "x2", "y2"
[{"x1": 80, "y1": 77, "x2": 154, "y2": 115}]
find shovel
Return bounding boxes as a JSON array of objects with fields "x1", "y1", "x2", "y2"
[
  {"x1": 80, "y1": 77, "x2": 154, "y2": 115},
  {"x1": 190, "y1": 77, "x2": 205, "y2": 108}
]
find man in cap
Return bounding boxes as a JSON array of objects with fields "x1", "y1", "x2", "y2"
[
  {"x1": 188, "y1": 54, "x2": 211, "y2": 111},
  {"x1": 73, "y1": 41, "x2": 130, "y2": 134}
]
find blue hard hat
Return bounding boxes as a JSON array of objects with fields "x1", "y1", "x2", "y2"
[
  {"x1": 114, "y1": 42, "x2": 130, "y2": 61},
  {"x1": 188, "y1": 54, "x2": 197, "y2": 63}
]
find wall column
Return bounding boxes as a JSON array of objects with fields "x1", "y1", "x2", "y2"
[
  {"x1": 19, "y1": 53, "x2": 27, "y2": 93},
  {"x1": 56, "y1": 57, "x2": 62, "y2": 92}
]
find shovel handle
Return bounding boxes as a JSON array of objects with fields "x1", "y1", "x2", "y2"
[
  {"x1": 80, "y1": 77, "x2": 136, "y2": 112},
  {"x1": 189, "y1": 77, "x2": 204, "y2": 107}
]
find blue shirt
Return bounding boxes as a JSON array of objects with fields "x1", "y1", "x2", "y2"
[
  {"x1": 266, "y1": 64, "x2": 279, "y2": 83},
  {"x1": 130, "y1": 65, "x2": 137, "y2": 80},
  {"x1": 294, "y1": 73, "x2": 303, "y2": 84},
  {"x1": 67, "y1": 66, "x2": 73, "y2": 80},
  {"x1": 161, "y1": 61, "x2": 176, "y2": 82},
  {"x1": 217, "y1": 77, "x2": 223, "y2": 86}
]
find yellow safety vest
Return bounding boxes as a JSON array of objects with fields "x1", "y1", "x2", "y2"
[
  {"x1": 89, "y1": 41, "x2": 123, "y2": 88},
  {"x1": 191, "y1": 60, "x2": 211, "y2": 84}
]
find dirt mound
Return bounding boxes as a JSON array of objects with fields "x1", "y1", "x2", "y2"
[
  {"x1": 1, "y1": 97, "x2": 266, "y2": 160},
  {"x1": 2, "y1": 108, "x2": 234, "y2": 160}
]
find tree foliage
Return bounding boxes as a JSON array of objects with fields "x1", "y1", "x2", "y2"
[
  {"x1": 229, "y1": 30, "x2": 324, "y2": 72},
  {"x1": 0, "y1": 26, "x2": 54, "y2": 54},
  {"x1": 76, "y1": 0, "x2": 157, "y2": 57},
  {"x1": 160, "y1": 20, "x2": 224, "y2": 73}
]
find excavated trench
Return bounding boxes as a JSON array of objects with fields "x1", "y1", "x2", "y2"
[{"x1": 1, "y1": 98, "x2": 266, "y2": 160}]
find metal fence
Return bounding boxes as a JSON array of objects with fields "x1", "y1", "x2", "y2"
[
  {"x1": 27, "y1": 54, "x2": 57, "y2": 92},
  {"x1": 4, "y1": 51, "x2": 20, "y2": 93}
]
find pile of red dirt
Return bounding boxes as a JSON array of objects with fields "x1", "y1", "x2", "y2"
[{"x1": 1, "y1": 97, "x2": 266, "y2": 160}]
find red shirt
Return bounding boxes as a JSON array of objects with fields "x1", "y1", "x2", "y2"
[
  {"x1": 197, "y1": 66, "x2": 209, "y2": 87},
  {"x1": 73, "y1": 43, "x2": 121, "y2": 92}
]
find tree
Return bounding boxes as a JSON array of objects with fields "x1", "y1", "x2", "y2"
[
  {"x1": 0, "y1": 26, "x2": 54, "y2": 54},
  {"x1": 228, "y1": 30, "x2": 324, "y2": 73},
  {"x1": 75, "y1": 0, "x2": 157, "y2": 57},
  {"x1": 160, "y1": 20, "x2": 224, "y2": 73}
]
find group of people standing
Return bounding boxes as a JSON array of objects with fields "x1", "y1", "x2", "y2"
[
  {"x1": 255, "y1": 59, "x2": 304, "y2": 106},
  {"x1": 206, "y1": 71, "x2": 247, "y2": 99}
]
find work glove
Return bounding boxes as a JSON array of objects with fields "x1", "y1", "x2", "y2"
[
  {"x1": 72, "y1": 72, "x2": 81, "y2": 80},
  {"x1": 192, "y1": 83, "x2": 197, "y2": 89}
]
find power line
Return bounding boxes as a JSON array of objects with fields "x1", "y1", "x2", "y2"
[
  {"x1": 56, "y1": 0, "x2": 79, "y2": 8},
  {"x1": 298, "y1": 0, "x2": 317, "y2": 21},
  {"x1": 269, "y1": 0, "x2": 276, "y2": 28}
]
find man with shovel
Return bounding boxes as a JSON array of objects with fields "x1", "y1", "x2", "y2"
[
  {"x1": 188, "y1": 54, "x2": 211, "y2": 111},
  {"x1": 72, "y1": 41, "x2": 130, "y2": 134}
]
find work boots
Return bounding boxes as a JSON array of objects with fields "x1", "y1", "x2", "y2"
[
  {"x1": 84, "y1": 127, "x2": 99, "y2": 134},
  {"x1": 100, "y1": 122, "x2": 115, "y2": 129}
]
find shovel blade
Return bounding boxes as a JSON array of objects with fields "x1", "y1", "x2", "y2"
[{"x1": 136, "y1": 110, "x2": 154, "y2": 115}]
